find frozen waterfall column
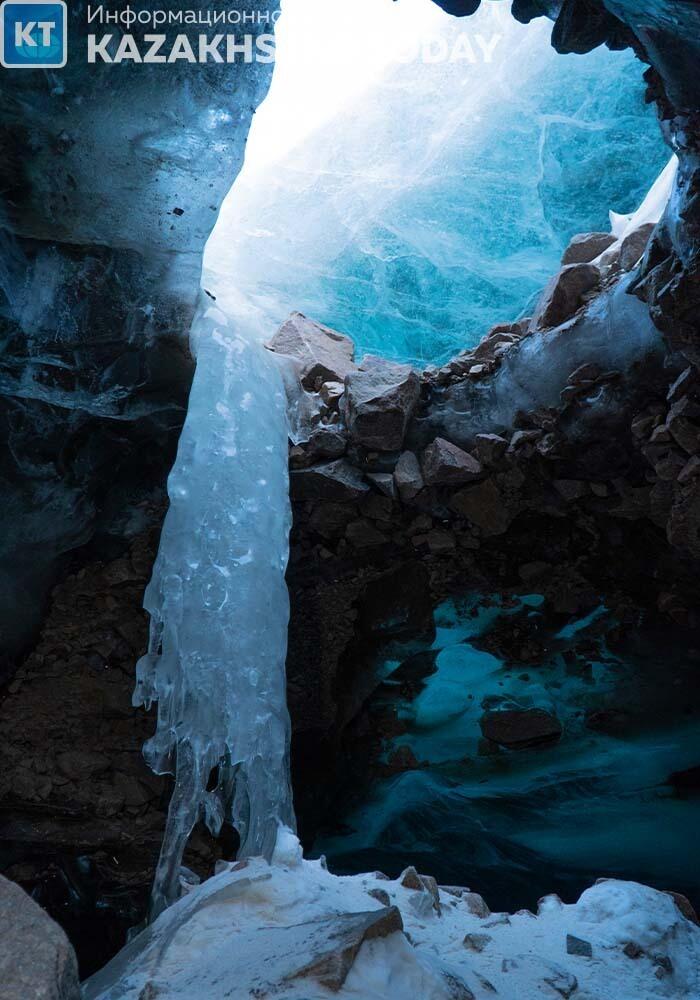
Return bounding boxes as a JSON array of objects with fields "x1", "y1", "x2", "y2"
[
  {"x1": 134, "y1": 303, "x2": 295, "y2": 920},
  {"x1": 0, "y1": 0, "x2": 280, "y2": 657}
]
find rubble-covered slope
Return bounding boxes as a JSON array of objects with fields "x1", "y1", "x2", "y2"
[{"x1": 84, "y1": 833, "x2": 700, "y2": 1000}]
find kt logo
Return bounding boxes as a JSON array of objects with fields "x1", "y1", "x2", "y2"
[{"x1": 1, "y1": 0, "x2": 67, "y2": 68}]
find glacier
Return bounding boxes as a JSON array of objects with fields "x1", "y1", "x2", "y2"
[{"x1": 208, "y1": 0, "x2": 668, "y2": 366}]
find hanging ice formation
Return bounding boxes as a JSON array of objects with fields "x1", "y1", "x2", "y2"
[{"x1": 133, "y1": 300, "x2": 296, "y2": 920}]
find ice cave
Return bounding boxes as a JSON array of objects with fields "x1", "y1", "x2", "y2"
[{"x1": 1, "y1": 1, "x2": 700, "y2": 999}]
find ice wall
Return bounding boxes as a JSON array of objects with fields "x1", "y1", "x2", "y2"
[
  {"x1": 207, "y1": 0, "x2": 667, "y2": 365},
  {"x1": 134, "y1": 301, "x2": 295, "y2": 919}
]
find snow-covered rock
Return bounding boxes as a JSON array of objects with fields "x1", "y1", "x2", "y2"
[{"x1": 84, "y1": 836, "x2": 700, "y2": 1000}]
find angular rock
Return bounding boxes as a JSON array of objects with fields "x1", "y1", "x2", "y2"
[
  {"x1": 366, "y1": 472, "x2": 397, "y2": 499},
  {"x1": 567, "y1": 934, "x2": 593, "y2": 957},
  {"x1": 394, "y1": 451, "x2": 424, "y2": 501},
  {"x1": 400, "y1": 867, "x2": 441, "y2": 914},
  {"x1": 463, "y1": 933, "x2": 492, "y2": 953},
  {"x1": 619, "y1": 223, "x2": 655, "y2": 272},
  {"x1": 368, "y1": 887, "x2": 391, "y2": 907},
  {"x1": 288, "y1": 907, "x2": 404, "y2": 991},
  {"x1": 344, "y1": 357, "x2": 420, "y2": 451},
  {"x1": 290, "y1": 460, "x2": 369, "y2": 501},
  {"x1": 450, "y1": 479, "x2": 512, "y2": 536},
  {"x1": 267, "y1": 312, "x2": 357, "y2": 389},
  {"x1": 531, "y1": 263, "x2": 600, "y2": 330},
  {"x1": 320, "y1": 380, "x2": 346, "y2": 407},
  {"x1": 562, "y1": 232, "x2": 617, "y2": 266},
  {"x1": 421, "y1": 438, "x2": 483, "y2": 485},
  {"x1": 463, "y1": 892, "x2": 491, "y2": 919},
  {"x1": 306, "y1": 425, "x2": 347, "y2": 460},
  {"x1": 0, "y1": 874, "x2": 80, "y2": 1000},
  {"x1": 480, "y1": 709, "x2": 563, "y2": 749},
  {"x1": 473, "y1": 433, "x2": 508, "y2": 466}
]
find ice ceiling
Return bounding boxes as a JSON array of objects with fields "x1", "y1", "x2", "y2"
[{"x1": 204, "y1": 0, "x2": 668, "y2": 366}]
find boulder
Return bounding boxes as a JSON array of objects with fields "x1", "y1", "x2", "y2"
[
  {"x1": 473, "y1": 433, "x2": 508, "y2": 466},
  {"x1": 394, "y1": 451, "x2": 424, "y2": 501},
  {"x1": 562, "y1": 232, "x2": 617, "y2": 265},
  {"x1": 290, "y1": 460, "x2": 369, "y2": 501},
  {"x1": 267, "y1": 312, "x2": 357, "y2": 389},
  {"x1": 306, "y1": 425, "x2": 347, "y2": 460},
  {"x1": 344, "y1": 357, "x2": 420, "y2": 451},
  {"x1": 480, "y1": 709, "x2": 562, "y2": 749},
  {"x1": 421, "y1": 438, "x2": 482, "y2": 485},
  {"x1": 287, "y1": 907, "x2": 405, "y2": 992},
  {"x1": 449, "y1": 478, "x2": 512, "y2": 535},
  {"x1": 619, "y1": 223, "x2": 655, "y2": 272},
  {"x1": 366, "y1": 472, "x2": 397, "y2": 499},
  {"x1": 0, "y1": 874, "x2": 80, "y2": 1000},
  {"x1": 531, "y1": 263, "x2": 600, "y2": 330}
]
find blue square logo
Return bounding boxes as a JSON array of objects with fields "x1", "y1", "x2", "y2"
[{"x1": 1, "y1": 0, "x2": 67, "y2": 68}]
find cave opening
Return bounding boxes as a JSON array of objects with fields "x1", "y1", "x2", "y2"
[{"x1": 193, "y1": 0, "x2": 697, "y2": 919}]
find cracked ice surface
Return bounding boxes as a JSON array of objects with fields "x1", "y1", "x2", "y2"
[
  {"x1": 133, "y1": 300, "x2": 295, "y2": 919},
  {"x1": 207, "y1": 0, "x2": 668, "y2": 365}
]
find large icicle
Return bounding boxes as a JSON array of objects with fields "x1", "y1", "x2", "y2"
[{"x1": 134, "y1": 297, "x2": 295, "y2": 920}]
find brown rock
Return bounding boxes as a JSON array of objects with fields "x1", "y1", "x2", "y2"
[
  {"x1": 366, "y1": 472, "x2": 397, "y2": 499},
  {"x1": 619, "y1": 223, "x2": 655, "y2": 272},
  {"x1": 344, "y1": 357, "x2": 420, "y2": 451},
  {"x1": 394, "y1": 451, "x2": 424, "y2": 501},
  {"x1": 463, "y1": 933, "x2": 492, "y2": 953},
  {"x1": 288, "y1": 907, "x2": 404, "y2": 992},
  {"x1": 664, "y1": 891, "x2": 700, "y2": 926},
  {"x1": 320, "y1": 380, "x2": 345, "y2": 407},
  {"x1": 421, "y1": 438, "x2": 482, "y2": 485},
  {"x1": 290, "y1": 460, "x2": 369, "y2": 501},
  {"x1": 399, "y1": 867, "x2": 441, "y2": 915},
  {"x1": 480, "y1": 709, "x2": 562, "y2": 749},
  {"x1": 473, "y1": 433, "x2": 508, "y2": 466},
  {"x1": 0, "y1": 875, "x2": 80, "y2": 1000},
  {"x1": 562, "y1": 232, "x2": 617, "y2": 266},
  {"x1": 267, "y1": 312, "x2": 357, "y2": 389},
  {"x1": 531, "y1": 263, "x2": 600, "y2": 330},
  {"x1": 450, "y1": 479, "x2": 512, "y2": 536},
  {"x1": 463, "y1": 892, "x2": 491, "y2": 919},
  {"x1": 368, "y1": 887, "x2": 391, "y2": 907},
  {"x1": 306, "y1": 426, "x2": 347, "y2": 460}
]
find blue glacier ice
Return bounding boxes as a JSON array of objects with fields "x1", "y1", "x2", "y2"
[{"x1": 208, "y1": 0, "x2": 668, "y2": 365}]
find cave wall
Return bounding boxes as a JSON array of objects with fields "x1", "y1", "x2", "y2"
[
  {"x1": 0, "y1": 1, "x2": 279, "y2": 660},
  {"x1": 3, "y1": 0, "x2": 700, "y2": 975}
]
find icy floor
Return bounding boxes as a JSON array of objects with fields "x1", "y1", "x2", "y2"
[
  {"x1": 316, "y1": 596, "x2": 700, "y2": 914},
  {"x1": 84, "y1": 832, "x2": 700, "y2": 999}
]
